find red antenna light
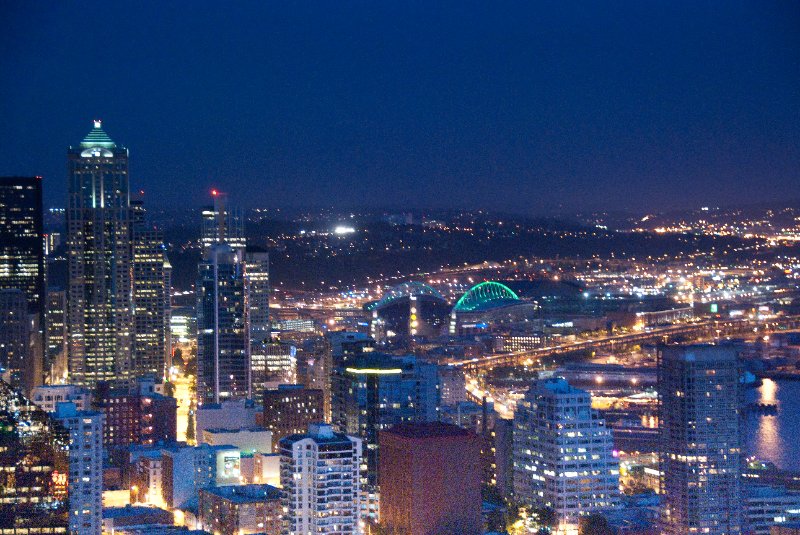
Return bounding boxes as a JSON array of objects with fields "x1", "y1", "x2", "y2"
[{"x1": 211, "y1": 189, "x2": 218, "y2": 196}]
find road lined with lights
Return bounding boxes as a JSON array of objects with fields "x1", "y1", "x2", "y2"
[{"x1": 454, "y1": 316, "x2": 800, "y2": 371}]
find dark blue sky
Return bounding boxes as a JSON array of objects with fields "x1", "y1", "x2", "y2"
[{"x1": 1, "y1": 2, "x2": 798, "y2": 214}]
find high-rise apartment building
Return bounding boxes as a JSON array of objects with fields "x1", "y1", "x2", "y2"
[
  {"x1": 56, "y1": 401, "x2": 104, "y2": 535},
  {"x1": 379, "y1": 422, "x2": 482, "y2": 535},
  {"x1": 513, "y1": 377, "x2": 620, "y2": 530},
  {"x1": 196, "y1": 243, "x2": 249, "y2": 404},
  {"x1": 67, "y1": 122, "x2": 133, "y2": 386},
  {"x1": 280, "y1": 423, "x2": 364, "y2": 535},
  {"x1": 659, "y1": 344, "x2": 742, "y2": 535}
]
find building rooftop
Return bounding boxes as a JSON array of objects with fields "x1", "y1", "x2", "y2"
[
  {"x1": 203, "y1": 427, "x2": 269, "y2": 434},
  {"x1": 383, "y1": 421, "x2": 472, "y2": 439},
  {"x1": 79, "y1": 120, "x2": 116, "y2": 149},
  {"x1": 201, "y1": 484, "x2": 281, "y2": 504},
  {"x1": 280, "y1": 423, "x2": 355, "y2": 447},
  {"x1": 103, "y1": 505, "x2": 171, "y2": 519},
  {"x1": 533, "y1": 377, "x2": 587, "y2": 396}
]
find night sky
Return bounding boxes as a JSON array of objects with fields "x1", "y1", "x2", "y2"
[{"x1": 1, "y1": 2, "x2": 798, "y2": 214}]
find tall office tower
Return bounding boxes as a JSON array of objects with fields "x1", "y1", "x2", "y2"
[
  {"x1": 331, "y1": 352, "x2": 439, "y2": 501},
  {"x1": 46, "y1": 288, "x2": 69, "y2": 382},
  {"x1": 67, "y1": 121, "x2": 133, "y2": 386},
  {"x1": 262, "y1": 384, "x2": 324, "y2": 442},
  {"x1": 379, "y1": 422, "x2": 482, "y2": 535},
  {"x1": 280, "y1": 423, "x2": 364, "y2": 535},
  {"x1": 0, "y1": 381, "x2": 69, "y2": 534},
  {"x1": 56, "y1": 401, "x2": 104, "y2": 535},
  {"x1": 201, "y1": 190, "x2": 245, "y2": 253},
  {"x1": 513, "y1": 377, "x2": 620, "y2": 531},
  {"x1": 245, "y1": 248, "x2": 270, "y2": 400},
  {"x1": 196, "y1": 243, "x2": 249, "y2": 404},
  {"x1": 323, "y1": 331, "x2": 375, "y2": 422},
  {"x1": 0, "y1": 176, "x2": 45, "y2": 388},
  {"x1": 0, "y1": 177, "x2": 45, "y2": 322},
  {"x1": 0, "y1": 289, "x2": 30, "y2": 389},
  {"x1": 131, "y1": 201, "x2": 171, "y2": 378},
  {"x1": 659, "y1": 344, "x2": 742, "y2": 535}
]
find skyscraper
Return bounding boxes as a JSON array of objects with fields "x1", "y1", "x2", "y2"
[
  {"x1": 0, "y1": 176, "x2": 45, "y2": 324},
  {"x1": 201, "y1": 190, "x2": 245, "y2": 254},
  {"x1": 196, "y1": 243, "x2": 249, "y2": 404},
  {"x1": 46, "y1": 288, "x2": 69, "y2": 382},
  {"x1": 659, "y1": 344, "x2": 742, "y2": 535},
  {"x1": 513, "y1": 377, "x2": 620, "y2": 530},
  {"x1": 0, "y1": 176, "x2": 45, "y2": 388},
  {"x1": 331, "y1": 352, "x2": 440, "y2": 507},
  {"x1": 245, "y1": 248, "x2": 270, "y2": 400},
  {"x1": 131, "y1": 200, "x2": 171, "y2": 378},
  {"x1": 0, "y1": 289, "x2": 31, "y2": 390},
  {"x1": 67, "y1": 121, "x2": 133, "y2": 386},
  {"x1": 280, "y1": 423, "x2": 364, "y2": 535}
]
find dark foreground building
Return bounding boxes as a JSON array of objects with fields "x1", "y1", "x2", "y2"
[
  {"x1": 379, "y1": 422, "x2": 482, "y2": 535},
  {"x1": 0, "y1": 380, "x2": 69, "y2": 533}
]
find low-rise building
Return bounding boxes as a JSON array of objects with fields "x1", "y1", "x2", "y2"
[
  {"x1": 198, "y1": 484, "x2": 282, "y2": 535},
  {"x1": 745, "y1": 485, "x2": 800, "y2": 535},
  {"x1": 201, "y1": 427, "x2": 272, "y2": 455},
  {"x1": 195, "y1": 399, "x2": 260, "y2": 442},
  {"x1": 30, "y1": 384, "x2": 91, "y2": 412}
]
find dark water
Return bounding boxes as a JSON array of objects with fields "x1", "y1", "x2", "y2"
[{"x1": 744, "y1": 379, "x2": 800, "y2": 471}]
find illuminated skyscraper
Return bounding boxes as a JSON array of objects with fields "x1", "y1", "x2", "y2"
[
  {"x1": 67, "y1": 121, "x2": 133, "y2": 386},
  {"x1": 201, "y1": 190, "x2": 245, "y2": 253},
  {"x1": 280, "y1": 423, "x2": 364, "y2": 535},
  {"x1": 196, "y1": 243, "x2": 249, "y2": 404},
  {"x1": 131, "y1": 200, "x2": 171, "y2": 378},
  {"x1": 331, "y1": 351, "x2": 439, "y2": 515},
  {"x1": 0, "y1": 176, "x2": 45, "y2": 388},
  {"x1": 245, "y1": 248, "x2": 270, "y2": 400},
  {"x1": 513, "y1": 377, "x2": 620, "y2": 530},
  {"x1": 46, "y1": 288, "x2": 69, "y2": 383},
  {"x1": 659, "y1": 344, "x2": 742, "y2": 535},
  {"x1": 0, "y1": 176, "x2": 45, "y2": 323},
  {"x1": 0, "y1": 289, "x2": 32, "y2": 390}
]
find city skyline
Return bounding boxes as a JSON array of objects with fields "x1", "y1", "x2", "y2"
[
  {"x1": 2, "y1": 3, "x2": 799, "y2": 214},
  {"x1": 2, "y1": 3, "x2": 800, "y2": 535}
]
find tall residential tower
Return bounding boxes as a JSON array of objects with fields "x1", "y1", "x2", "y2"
[
  {"x1": 659, "y1": 344, "x2": 742, "y2": 535},
  {"x1": 513, "y1": 377, "x2": 620, "y2": 530}
]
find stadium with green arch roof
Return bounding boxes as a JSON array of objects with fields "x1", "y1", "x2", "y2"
[
  {"x1": 449, "y1": 281, "x2": 538, "y2": 335},
  {"x1": 453, "y1": 281, "x2": 521, "y2": 312}
]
